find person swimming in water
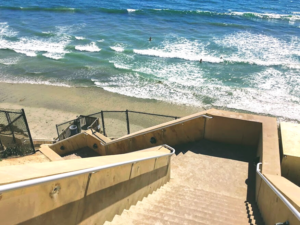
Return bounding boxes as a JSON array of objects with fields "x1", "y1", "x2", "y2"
[
  {"x1": 200, "y1": 59, "x2": 202, "y2": 63},
  {"x1": 149, "y1": 37, "x2": 152, "y2": 41}
]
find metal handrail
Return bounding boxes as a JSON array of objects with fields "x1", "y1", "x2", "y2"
[
  {"x1": 104, "y1": 114, "x2": 213, "y2": 145},
  {"x1": 128, "y1": 110, "x2": 179, "y2": 119},
  {"x1": 256, "y1": 163, "x2": 300, "y2": 221},
  {"x1": 0, "y1": 145, "x2": 175, "y2": 193}
]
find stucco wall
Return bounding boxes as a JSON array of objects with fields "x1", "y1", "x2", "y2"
[
  {"x1": 256, "y1": 174, "x2": 300, "y2": 225},
  {"x1": 0, "y1": 153, "x2": 171, "y2": 224}
]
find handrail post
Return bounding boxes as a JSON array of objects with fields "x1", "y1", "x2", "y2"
[
  {"x1": 56, "y1": 124, "x2": 60, "y2": 141},
  {"x1": 101, "y1": 111, "x2": 106, "y2": 137},
  {"x1": 126, "y1": 109, "x2": 130, "y2": 135},
  {"x1": 5, "y1": 112, "x2": 16, "y2": 143},
  {"x1": 22, "y1": 109, "x2": 35, "y2": 153}
]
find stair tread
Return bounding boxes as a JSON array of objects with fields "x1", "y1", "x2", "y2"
[
  {"x1": 128, "y1": 206, "x2": 207, "y2": 225},
  {"x1": 166, "y1": 182, "x2": 249, "y2": 201},
  {"x1": 122, "y1": 209, "x2": 184, "y2": 225},
  {"x1": 135, "y1": 200, "x2": 251, "y2": 224}
]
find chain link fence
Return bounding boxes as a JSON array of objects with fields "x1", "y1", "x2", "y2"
[
  {"x1": 56, "y1": 110, "x2": 179, "y2": 141},
  {"x1": 0, "y1": 108, "x2": 35, "y2": 158}
]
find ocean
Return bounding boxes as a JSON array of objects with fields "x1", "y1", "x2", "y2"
[{"x1": 0, "y1": 0, "x2": 300, "y2": 120}]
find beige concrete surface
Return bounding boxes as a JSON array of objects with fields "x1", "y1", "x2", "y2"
[
  {"x1": 205, "y1": 109, "x2": 280, "y2": 176},
  {"x1": 0, "y1": 151, "x2": 51, "y2": 167},
  {"x1": 280, "y1": 122, "x2": 300, "y2": 157},
  {"x1": 0, "y1": 145, "x2": 171, "y2": 225},
  {"x1": 107, "y1": 141, "x2": 264, "y2": 225},
  {"x1": 282, "y1": 155, "x2": 300, "y2": 187},
  {"x1": 0, "y1": 146, "x2": 171, "y2": 185},
  {"x1": 39, "y1": 145, "x2": 63, "y2": 161},
  {"x1": 266, "y1": 174, "x2": 300, "y2": 211},
  {"x1": 0, "y1": 109, "x2": 286, "y2": 225},
  {"x1": 280, "y1": 122, "x2": 300, "y2": 186},
  {"x1": 109, "y1": 108, "x2": 279, "y2": 176},
  {"x1": 171, "y1": 140, "x2": 256, "y2": 200},
  {"x1": 257, "y1": 174, "x2": 300, "y2": 225}
]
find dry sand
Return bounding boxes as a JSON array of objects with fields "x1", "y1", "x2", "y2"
[{"x1": 0, "y1": 82, "x2": 202, "y2": 139}]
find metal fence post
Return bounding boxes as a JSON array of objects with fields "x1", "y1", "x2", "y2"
[
  {"x1": 22, "y1": 109, "x2": 35, "y2": 153},
  {"x1": 5, "y1": 112, "x2": 16, "y2": 143},
  {"x1": 56, "y1": 125, "x2": 60, "y2": 141},
  {"x1": 101, "y1": 111, "x2": 106, "y2": 136},
  {"x1": 126, "y1": 109, "x2": 130, "y2": 135}
]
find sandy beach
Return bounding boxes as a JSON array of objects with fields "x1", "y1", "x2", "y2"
[{"x1": 0, "y1": 82, "x2": 202, "y2": 139}]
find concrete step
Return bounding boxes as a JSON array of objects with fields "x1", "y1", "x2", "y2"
[
  {"x1": 121, "y1": 208, "x2": 183, "y2": 225},
  {"x1": 136, "y1": 199, "x2": 251, "y2": 225},
  {"x1": 142, "y1": 196, "x2": 263, "y2": 225},
  {"x1": 171, "y1": 152, "x2": 184, "y2": 163},
  {"x1": 109, "y1": 214, "x2": 155, "y2": 225},
  {"x1": 166, "y1": 182, "x2": 247, "y2": 202},
  {"x1": 145, "y1": 192, "x2": 246, "y2": 217},
  {"x1": 160, "y1": 186, "x2": 263, "y2": 222},
  {"x1": 142, "y1": 193, "x2": 251, "y2": 222},
  {"x1": 160, "y1": 185, "x2": 246, "y2": 207},
  {"x1": 129, "y1": 205, "x2": 206, "y2": 225}
]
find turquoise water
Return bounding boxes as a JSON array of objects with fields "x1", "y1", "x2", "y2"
[{"x1": 0, "y1": 0, "x2": 300, "y2": 120}]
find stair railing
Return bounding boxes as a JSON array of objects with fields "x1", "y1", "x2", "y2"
[
  {"x1": 0, "y1": 145, "x2": 175, "y2": 193},
  {"x1": 256, "y1": 163, "x2": 300, "y2": 222}
]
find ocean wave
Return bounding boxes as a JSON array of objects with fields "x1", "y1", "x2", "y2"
[
  {"x1": 133, "y1": 37, "x2": 222, "y2": 63},
  {"x1": 92, "y1": 67, "x2": 300, "y2": 121},
  {"x1": 113, "y1": 63, "x2": 130, "y2": 69},
  {"x1": 0, "y1": 6, "x2": 78, "y2": 13},
  {"x1": 0, "y1": 23, "x2": 74, "y2": 59},
  {"x1": 97, "y1": 39, "x2": 105, "y2": 42},
  {"x1": 75, "y1": 36, "x2": 85, "y2": 40},
  {"x1": 214, "y1": 32, "x2": 300, "y2": 68},
  {"x1": 0, "y1": 74, "x2": 71, "y2": 87},
  {"x1": 225, "y1": 11, "x2": 300, "y2": 21},
  {"x1": 1, "y1": 5, "x2": 298, "y2": 21},
  {"x1": 0, "y1": 22, "x2": 18, "y2": 37},
  {"x1": 110, "y1": 45, "x2": 125, "y2": 52},
  {"x1": 0, "y1": 57, "x2": 20, "y2": 65},
  {"x1": 127, "y1": 9, "x2": 137, "y2": 13},
  {"x1": 75, "y1": 42, "x2": 101, "y2": 52},
  {"x1": 0, "y1": 37, "x2": 70, "y2": 58}
]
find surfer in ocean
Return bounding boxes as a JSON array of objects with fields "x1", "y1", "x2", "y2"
[{"x1": 149, "y1": 37, "x2": 152, "y2": 41}]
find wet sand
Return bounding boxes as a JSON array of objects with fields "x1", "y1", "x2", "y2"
[{"x1": 0, "y1": 82, "x2": 202, "y2": 139}]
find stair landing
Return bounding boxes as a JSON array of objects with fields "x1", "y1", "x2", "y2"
[{"x1": 172, "y1": 140, "x2": 257, "y2": 200}]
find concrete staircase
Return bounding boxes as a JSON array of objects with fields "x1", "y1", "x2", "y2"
[{"x1": 105, "y1": 143, "x2": 264, "y2": 225}]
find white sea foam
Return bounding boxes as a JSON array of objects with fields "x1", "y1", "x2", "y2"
[
  {"x1": 110, "y1": 45, "x2": 124, "y2": 52},
  {"x1": 214, "y1": 32, "x2": 300, "y2": 68},
  {"x1": 113, "y1": 63, "x2": 130, "y2": 70},
  {"x1": 0, "y1": 37, "x2": 69, "y2": 58},
  {"x1": 0, "y1": 73, "x2": 71, "y2": 87},
  {"x1": 0, "y1": 22, "x2": 18, "y2": 37},
  {"x1": 200, "y1": 11, "x2": 300, "y2": 21},
  {"x1": 75, "y1": 36, "x2": 85, "y2": 40},
  {"x1": 127, "y1": 9, "x2": 136, "y2": 13},
  {"x1": 0, "y1": 57, "x2": 20, "y2": 65},
  {"x1": 133, "y1": 37, "x2": 222, "y2": 63},
  {"x1": 93, "y1": 71, "x2": 300, "y2": 120},
  {"x1": 0, "y1": 24, "x2": 77, "y2": 59},
  {"x1": 97, "y1": 39, "x2": 105, "y2": 42},
  {"x1": 75, "y1": 42, "x2": 101, "y2": 52},
  {"x1": 92, "y1": 50, "x2": 300, "y2": 121}
]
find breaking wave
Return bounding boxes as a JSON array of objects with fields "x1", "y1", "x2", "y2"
[{"x1": 75, "y1": 42, "x2": 101, "y2": 52}]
